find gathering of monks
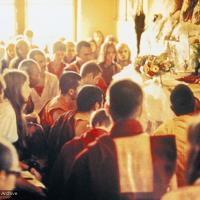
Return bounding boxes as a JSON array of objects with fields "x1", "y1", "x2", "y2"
[{"x1": 0, "y1": 0, "x2": 200, "y2": 199}]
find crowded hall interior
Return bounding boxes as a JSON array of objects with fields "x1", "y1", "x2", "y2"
[{"x1": 0, "y1": 0, "x2": 200, "y2": 199}]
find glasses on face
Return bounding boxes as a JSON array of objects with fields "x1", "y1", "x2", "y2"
[{"x1": 5, "y1": 170, "x2": 21, "y2": 177}]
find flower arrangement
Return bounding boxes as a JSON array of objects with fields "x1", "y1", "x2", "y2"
[{"x1": 135, "y1": 53, "x2": 174, "y2": 78}]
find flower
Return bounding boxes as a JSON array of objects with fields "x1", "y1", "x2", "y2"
[{"x1": 135, "y1": 54, "x2": 174, "y2": 78}]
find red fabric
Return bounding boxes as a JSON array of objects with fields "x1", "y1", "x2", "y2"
[
  {"x1": 96, "y1": 77, "x2": 108, "y2": 94},
  {"x1": 34, "y1": 86, "x2": 44, "y2": 96},
  {"x1": 47, "y1": 61, "x2": 66, "y2": 79},
  {"x1": 177, "y1": 74, "x2": 200, "y2": 84},
  {"x1": 110, "y1": 119, "x2": 143, "y2": 138},
  {"x1": 48, "y1": 128, "x2": 107, "y2": 199}
]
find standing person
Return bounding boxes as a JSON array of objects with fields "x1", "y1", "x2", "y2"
[
  {"x1": 3, "y1": 70, "x2": 31, "y2": 160},
  {"x1": 98, "y1": 42, "x2": 121, "y2": 86},
  {"x1": 93, "y1": 30, "x2": 104, "y2": 56},
  {"x1": 20, "y1": 55, "x2": 59, "y2": 114},
  {"x1": 47, "y1": 41, "x2": 66, "y2": 79},
  {"x1": 116, "y1": 43, "x2": 132, "y2": 69},
  {"x1": 135, "y1": 0, "x2": 145, "y2": 55},
  {"x1": 64, "y1": 79, "x2": 176, "y2": 200},
  {"x1": 65, "y1": 41, "x2": 92, "y2": 73}
]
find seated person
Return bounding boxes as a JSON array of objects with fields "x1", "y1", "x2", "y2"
[
  {"x1": 48, "y1": 108, "x2": 112, "y2": 200},
  {"x1": 47, "y1": 41, "x2": 66, "y2": 79},
  {"x1": 19, "y1": 58, "x2": 59, "y2": 114},
  {"x1": 79, "y1": 61, "x2": 107, "y2": 94},
  {"x1": 0, "y1": 138, "x2": 20, "y2": 199},
  {"x1": 64, "y1": 79, "x2": 176, "y2": 200},
  {"x1": 47, "y1": 85, "x2": 103, "y2": 172},
  {"x1": 162, "y1": 119, "x2": 200, "y2": 200},
  {"x1": 154, "y1": 84, "x2": 198, "y2": 187},
  {"x1": 39, "y1": 71, "x2": 81, "y2": 128},
  {"x1": 65, "y1": 41, "x2": 92, "y2": 73}
]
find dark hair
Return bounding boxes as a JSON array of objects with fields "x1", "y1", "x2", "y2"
[
  {"x1": 59, "y1": 71, "x2": 81, "y2": 95},
  {"x1": 77, "y1": 85, "x2": 103, "y2": 112},
  {"x1": 170, "y1": 84, "x2": 195, "y2": 116},
  {"x1": 0, "y1": 143, "x2": 12, "y2": 171},
  {"x1": 80, "y1": 61, "x2": 102, "y2": 78},
  {"x1": 53, "y1": 41, "x2": 66, "y2": 53},
  {"x1": 108, "y1": 79, "x2": 143, "y2": 121},
  {"x1": 3, "y1": 70, "x2": 28, "y2": 159},
  {"x1": 186, "y1": 121, "x2": 200, "y2": 185},
  {"x1": 91, "y1": 109, "x2": 112, "y2": 128},
  {"x1": 76, "y1": 41, "x2": 91, "y2": 55}
]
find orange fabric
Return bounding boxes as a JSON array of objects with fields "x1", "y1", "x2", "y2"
[{"x1": 40, "y1": 95, "x2": 76, "y2": 127}]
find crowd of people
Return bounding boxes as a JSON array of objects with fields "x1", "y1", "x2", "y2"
[{"x1": 0, "y1": 29, "x2": 200, "y2": 200}]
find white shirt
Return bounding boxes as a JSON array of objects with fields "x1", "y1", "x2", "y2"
[
  {"x1": 31, "y1": 71, "x2": 59, "y2": 113},
  {"x1": 0, "y1": 100, "x2": 18, "y2": 143}
]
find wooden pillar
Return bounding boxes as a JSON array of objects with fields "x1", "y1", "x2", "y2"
[
  {"x1": 15, "y1": 0, "x2": 25, "y2": 35},
  {"x1": 73, "y1": 0, "x2": 78, "y2": 41}
]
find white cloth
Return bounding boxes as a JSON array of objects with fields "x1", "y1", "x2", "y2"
[
  {"x1": 31, "y1": 72, "x2": 59, "y2": 113},
  {"x1": 0, "y1": 100, "x2": 18, "y2": 143}
]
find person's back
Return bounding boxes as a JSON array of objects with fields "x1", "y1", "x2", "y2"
[
  {"x1": 47, "y1": 85, "x2": 103, "y2": 173},
  {"x1": 48, "y1": 109, "x2": 111, "y2": 200},
  {"x1": 64, "y1": 79, "x2": 176, "y2": 200},
  {"x1": 154, "y1": 84, "x2": 198, "y2": 186}
]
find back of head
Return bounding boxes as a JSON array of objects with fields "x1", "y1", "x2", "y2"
[
  {"x1": 77, "y1": 85, "x2": 103, "y2": 112},
  {"x1": 108, "y1": 79, "x2": 143, "y2": 121},
  {"x1": 28, "y1": 48, "x2": 46, "y2": 60},
  {"x1": 170, "y1": 84, "x2": 195, "y2": 116},
  {"x1": 53, "y1": 41, "x2": 66, "y2": 54},
  {"x1": 0, "y1": 138, "x2": 19, "y2": 172},
  {"x1": 59, "y1": 71, "x2": 81, "y2": 95},
  {"x1": 76, "y1": 41, "x2": 91, "y2": 55},
  {"x1": 80, "y1": 61, "x2": 102, "y2": 78},
  {"x1": 90, "y1": 108, "x2": 112, "y2": 129}
]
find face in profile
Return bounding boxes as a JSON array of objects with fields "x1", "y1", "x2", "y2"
[{"x1": 6, "y1": 44, "x2": 16, "y2": 59}]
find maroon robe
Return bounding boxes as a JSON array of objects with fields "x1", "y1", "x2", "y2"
[
  {"x1": 48, "y1": 128, "x2": 107, "y2": 200},
  {"x1": 64, "y1": 119, "x2": 176, "y2": 200}
]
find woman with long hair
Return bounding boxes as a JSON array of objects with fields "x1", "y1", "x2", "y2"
[
  {"x1": 3, "y1": 69, "x2": 31, "y2": 160},
  {"x1": 98, "y1": 42, "x2": 121, "y2": 86}
]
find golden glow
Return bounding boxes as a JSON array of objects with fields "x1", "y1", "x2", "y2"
[
  {"x1": 0, "y1": 0, "x2": 15, "y2": 42},
  {"x1": 26, "y1": 0, "x2": 73, "y2": 48}
]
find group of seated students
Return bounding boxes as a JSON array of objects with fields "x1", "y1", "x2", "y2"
[{"x1": 0, "y1": 29, "x2": 200, "y2": 200}]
